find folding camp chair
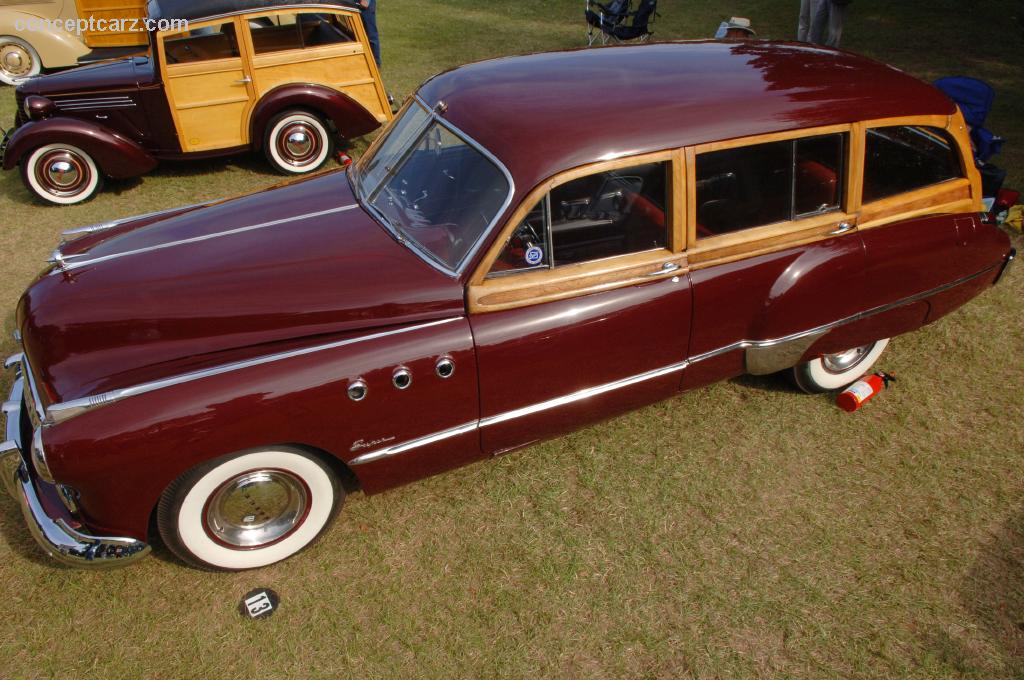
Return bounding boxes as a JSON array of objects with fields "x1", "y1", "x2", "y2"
[
  {"x1": 586, "y1": 0, "x2": 658, "y2": 46},
  {"x1": 934, "y1": 76, "x2": 1005, "y2": 164}
]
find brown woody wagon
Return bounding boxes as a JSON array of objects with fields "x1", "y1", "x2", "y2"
[{"x1": 1, "y1": 0, "x2": 391, "y2": 204}]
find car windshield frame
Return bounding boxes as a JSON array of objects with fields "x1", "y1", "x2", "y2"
[{"x1": 350, "y1": 96, "x2": 515, "y2": 277}]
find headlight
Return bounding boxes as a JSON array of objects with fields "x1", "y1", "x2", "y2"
[
  {"x1": 24, "y1": 95, "x2": 55, "y2": 121},
  {"x1": 31, "y1": 428, "x2": 55, "y2": 484},
  {"x1": 22, "y1": 98, "x2": 31, "y2": 118}
]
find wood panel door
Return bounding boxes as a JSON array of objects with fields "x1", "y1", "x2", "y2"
[{"x1": 160, "y1": 18, "x2": 255, "y2": 153}]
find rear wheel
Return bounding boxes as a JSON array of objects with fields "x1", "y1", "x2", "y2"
[
  {"x1": 157, "y1": 447, "x2": 342, "y2": 570},
  {"x1": 22, "y1": 143, "x2": 103, "y2": 205},
  {"x1": 263, "y1": 110, "x2": 334, "y2": 174},
  {"x1": 792, "y1": 338, "x2": 890, "y2": 393},
  {"x1": 0, "y1": 36, "x2": 41, "y2": 86}
]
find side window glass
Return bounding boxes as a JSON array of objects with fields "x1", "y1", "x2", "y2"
[
  {"x1": 695, "y1": 140, "x2": 791, "y2": 237},
  {"x1": 163, "y1": 24, "x2": 240, "y2": 64},
  {"x1": 249, "y1": 14, "x2": 303, "y2": 55},
  {"x1": 489, "y1": 162, "x2": 669, "y2": 276},
  {"x1": 863, "y1": 126, "x2": 962, "y2": 202},
  {"x1": 298, "y1": 13, "x2": 357, "y2": 47},
  {"x1": 695, "y1": 133, "x2": 846, "y2": 239},
  {"x1": 795, "y1": 134, "x2": 844, "y2": 216}
]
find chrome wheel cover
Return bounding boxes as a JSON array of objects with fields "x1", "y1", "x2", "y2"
[
  {"x1": 276, "y1": 121, "x2": 322, "y2": 167},
  {"x1": 0, "y1": 42, "x2": 33, "y2": 80},
  {"x1": 205, "y1": 469, "x2": 310, "y2": 548},
  {"x1": 34, "y1": 149, "x2": 90, "y2": 197},
  {"x1": 821, "y1": 343, "x2": 874, "y2": 374}
]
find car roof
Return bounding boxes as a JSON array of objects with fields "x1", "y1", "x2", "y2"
[
  {"x1": 147, "y1": 0, "x2": 359, "y2": 22},
  {"x1": 417, "y1": 41, "x2": 956, "y2": 201}
]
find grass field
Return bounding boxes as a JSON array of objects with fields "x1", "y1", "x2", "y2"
[{"x1": 1, "y1": 1, "x2": 1023, "y2": 677}]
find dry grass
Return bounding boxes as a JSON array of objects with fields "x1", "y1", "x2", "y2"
[{"x1": 0, "y1": 1, "x2": 1022, "y2": 677}]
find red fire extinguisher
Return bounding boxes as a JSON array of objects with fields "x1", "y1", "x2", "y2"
[{"x1": 837, "y1": 372, "x2": 896, "y2": 412}]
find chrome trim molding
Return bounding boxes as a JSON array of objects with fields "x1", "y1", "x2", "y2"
[
  {"x1": 0, "y1": 373, "x2": 150, "y2": 568},
  {"x1": 350, "y1": 361, "x2": 688, "y2": 465},
  {"x1": 47, "y1": 318, "x2": 462, "y2": 424},
  {"x1": 49, "y1": 204, "x2": 359, "y2": 274},
  {"x1": 480, "y1": 360, "x2": 689, "y2": 427},
  {"x1": 349, "y1": 421, "x2": 478, "y2": 466},
  {"x1": 61, "y1": 201, "x2": 210, "y2": 238},
  {"x1": 344, "y1": 262, "x2": 1005, "y2": 467},
  {"x1": 685, "y1": 262, "x2": 1003, "y2": 372}
]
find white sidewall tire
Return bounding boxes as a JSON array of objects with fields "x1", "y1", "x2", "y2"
[
  {"x1": 23, "y1": 143, "x2": 101, "y2": 205},
  {"x1": 798, "y1": 338, "x2": 890, "y2": 392},
  {"x1": 266, "y1": 112, "x2": 332, "y2": 174},
  {"x1": 175, "y1": 449, "x2": 336, "y2": 570},
  {"x1": 0, "y1": 36, "x2": 42, "y2": 86}
]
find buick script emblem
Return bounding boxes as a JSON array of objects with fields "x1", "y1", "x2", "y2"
[{"x1": 350, "y1": 436, "x2": 396, "y2": 452}]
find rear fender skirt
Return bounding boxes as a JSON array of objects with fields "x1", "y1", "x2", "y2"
[
  {"x1": 250, "y1": 84, "x2": 382, "y2": 149},
  {"x1": 3, "y1": 118, "x2": 157, "y2": 179}
]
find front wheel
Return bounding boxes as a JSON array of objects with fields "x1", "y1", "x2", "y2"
[
  {"x1": 263, "y1": 110, "x2": 334, "y2": 174},
  {"x1": 0, "y1": 36, "x2": 42, "y2": 86},
  {"x1": 157, "y1": 447, "x2": 342, "y2": 570},
  {"x1": 792, "y1": 338, "x2": 890, "y2": 393},
  {"x1": 22, "y1": 143, "x2": 103, "y2": 205}
]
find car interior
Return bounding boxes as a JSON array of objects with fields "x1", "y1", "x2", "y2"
[{"x1": 491, "y1": 162, "x2": 668, "y2": 274}]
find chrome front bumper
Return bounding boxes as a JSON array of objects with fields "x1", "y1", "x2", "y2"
[{"x1": 2, "y1": 360, "x2": 150, "y2": 568}]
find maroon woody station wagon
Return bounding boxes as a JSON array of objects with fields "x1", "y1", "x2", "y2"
[{"x1": 1, "y1": 41, "x2": 1015, "y2": 570}]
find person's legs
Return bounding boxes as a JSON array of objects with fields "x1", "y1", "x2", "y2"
[
  {"x1": 824, "y1": 1, "x2": 846, "y2": 47},
  {"x1": 797, "y1": 0, "x2": 812, "y2": 41},
  {"x1": 808, "y1": 0, "x2": 829, "y2": 44},
  {"x1": 360, "y1": 0, "x2": 381, "y2": 67}
]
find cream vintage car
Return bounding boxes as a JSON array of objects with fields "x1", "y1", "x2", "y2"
[{"x1": 0, "y1": 0, "x2": 149, "y2": 85}]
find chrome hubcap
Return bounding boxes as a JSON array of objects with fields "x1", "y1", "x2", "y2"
[
  {"x1": 35, "y1": 149, "x2": 89, "y2": 197},
  {"x1": 205, "y1": 470, "x2": 309, "y2": 548},
  {"x1": 822, "y1": 344, "x2": 873, "y2": 374},
  {"x1": 285, "y1": 131, "x2": 312, "y2": 156},
  {"x1": 0, "y1": 44, "x2": 32, "y2": 78},
  {"x1": 47, "y1": 161, "x2": 79, "y2": 187},
  {"x1": 277, "y1": 121, "x2": 321, "y2": 166}
]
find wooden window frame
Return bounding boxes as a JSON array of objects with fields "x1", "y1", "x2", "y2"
[
  {"x1": 856, "y1": 113, "x2": 981, "y2": 230},
  {"x1": 685, "y1": 123, "x2": 856, "y2": 270},
  {"x1": 468, "y1": 149, "x2": 685, "y2": 314}
]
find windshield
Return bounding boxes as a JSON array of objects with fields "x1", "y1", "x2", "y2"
[{"x1": 353, "y1": 100, "x2": 511, "y2": 272}]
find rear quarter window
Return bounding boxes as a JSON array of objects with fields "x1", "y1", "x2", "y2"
[{"x1": 863, "y1": 126, "x2": 963, "y2": 203}]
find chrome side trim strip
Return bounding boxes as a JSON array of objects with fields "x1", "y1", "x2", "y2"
[
  {"x1": 46, "y1": 318, "x2": 463, "y2": 424},
  {"x1": 349, "y1": 421, "x2": 478, "y2": 466},
  {"x1": 690, "y1": 262, "x2": 1001, "y2": 366},
  {"x1": 50, "y1": 204, "x2": 360, "y2": 274},
  {"x1": 62, "y1": 201, "x2": 210, "y2": 237},
  {"x1": 479, "y1": 360, "x2": 689, "y2": 428}
]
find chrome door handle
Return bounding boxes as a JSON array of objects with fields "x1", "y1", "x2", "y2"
[
  {"x1": 647, "y1": 262, "x2": 681, "y2": 277},
  {"x1": 830, "y1": 221, "x2": 855, "y2": 235},
  {"x1": 235, "y1": 76, "x2": 252, "y2": 84}
]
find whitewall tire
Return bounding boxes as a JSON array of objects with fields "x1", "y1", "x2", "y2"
[
  {"x1": 0, "y1": 36, "x2": 41, "y2": 86},
  {"x1": 264, "y1": 110, "x2": 334, "y2": 174},
  {"x1": 793, "y1": 338, "x2": 890, "y2": 393},
  {"x1": 158, "y1": 447, "x2": 342, "y2": 570},
  {"x1": 22, "y1": 143, "x2": 102, "y2": 205}
]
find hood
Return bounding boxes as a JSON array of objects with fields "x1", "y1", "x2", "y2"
[
  {"x1": 17, "y1": 172, "x2": 465, "y2": 403},
  {"x1": 19, "y1": 57, "x2": 153, "y2": 96}
]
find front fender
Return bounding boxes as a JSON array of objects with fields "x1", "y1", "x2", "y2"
[
  {"x1": 3, "y1": 117, "x2": 156, "y2": 178},
  {"x1": 40, "y1": 319, "x2": 481, "y2": 541},
  {"x1": 0, "y1": 11, "x2": 88, "y2": 69},
  {"x1": 250, "y1": 84, "x2": 382, "y2": 149}
]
